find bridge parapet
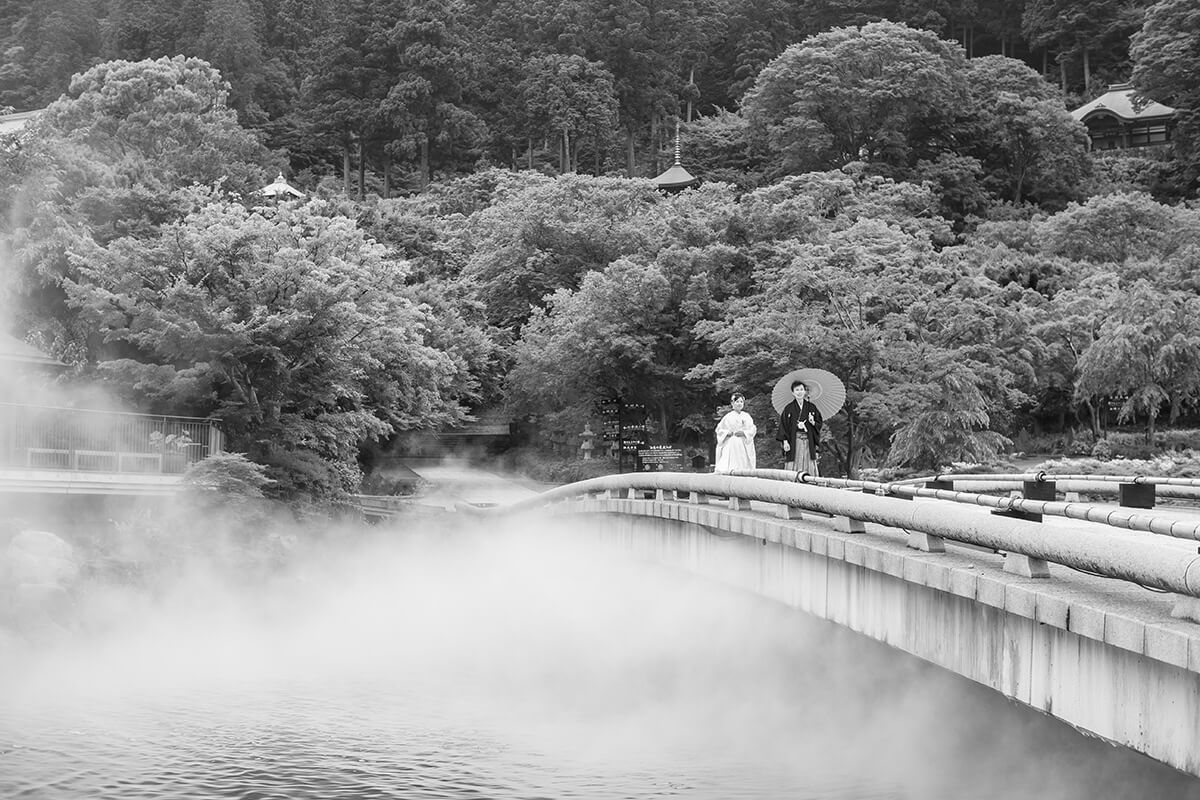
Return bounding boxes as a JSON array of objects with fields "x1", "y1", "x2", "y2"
[{"x1": 486, "y1": 472, "x2": 1200, "y2": 601}]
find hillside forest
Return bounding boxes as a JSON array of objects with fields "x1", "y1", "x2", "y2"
[{"x1": 2, "y1": 1, "x2": 1200, "y2": 500}]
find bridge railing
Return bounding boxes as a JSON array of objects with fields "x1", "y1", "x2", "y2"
[
  {"x1": 725, "y1": 468, "x2": 1200, "y2": 543},
  {"x1": 0, "y1": 402, "x2": 223, "y2": 475},
  {"x1": 887, "y1": 471, "x2": 1200, "y2": 505},
  {"x1": 478, "y1": 471, "x2": 1200, "y2": 600}
]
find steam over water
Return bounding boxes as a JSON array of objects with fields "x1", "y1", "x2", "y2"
[{"x1": 2, "y1": 519, "x2": 1199, "y2": 799}]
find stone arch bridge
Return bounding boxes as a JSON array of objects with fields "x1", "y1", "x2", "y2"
[{"x1": 465, "y1": 470, "x2": 1200, "y2": 779}]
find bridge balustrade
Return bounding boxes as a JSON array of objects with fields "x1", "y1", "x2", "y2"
[
  {"x1": 478, "y1": 471, "x2": 1200, "y2": 603},
  {"x1": 730, "y1": 468, "x2": 1200, "y2": 543},
  {"x1": 0, "y1": 402, "x2": 223, "y2": 475}
]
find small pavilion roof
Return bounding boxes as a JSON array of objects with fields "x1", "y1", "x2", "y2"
[
  {"x1": 258, "y1": 173, "x2": 304, "y2": 198},
  {"x1": 1071, "y1": 83, "x2": 1175, "y2": 124}
]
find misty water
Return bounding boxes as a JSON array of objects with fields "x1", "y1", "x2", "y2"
[{"x1": 2, "y1": 517, "x2": 1199, "y2": 800}]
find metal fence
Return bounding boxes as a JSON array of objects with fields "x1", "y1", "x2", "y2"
[{"x1": 0, "y1": 402, "x2": 224, "y2": 475}]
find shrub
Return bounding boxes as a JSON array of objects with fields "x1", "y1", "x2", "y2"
[
  {"x1": 1035, "y1": 452, "x2": 1200, "y2": 477},
  {"x1": 517, "y1": 454, "x2": 622, "y2": 484}
]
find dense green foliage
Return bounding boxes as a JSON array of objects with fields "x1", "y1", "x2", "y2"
[
  {"x1": 3, "y1": 10, "x2": 1200, "y2": 498},
  {"x1": 0, "y1": 0, "x2": 1192, "y2": 186}
]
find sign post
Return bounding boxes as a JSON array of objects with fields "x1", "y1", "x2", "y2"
[
  {"x1": 637, "y1": 444, "x2": 684, "y2": 472},
  {"x1": 599, "y1": 398, "x2": 647, "y2": 472}
]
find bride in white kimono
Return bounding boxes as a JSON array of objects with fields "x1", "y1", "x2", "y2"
[{"x1": 714, "y1": 392, "x2": 756, "y2": 473}]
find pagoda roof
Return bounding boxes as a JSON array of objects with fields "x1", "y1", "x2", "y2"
[
  {"x1": 1071, "y1": 83, "x2": 1175, "y2": 124},
  {"x1": 653, "y1": 162, "x2": 700, "y2": 190}
]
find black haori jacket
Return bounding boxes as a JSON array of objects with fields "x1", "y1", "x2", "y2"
[{"x1": 776, "y1": 399, "x2": 822, "y2": 460}]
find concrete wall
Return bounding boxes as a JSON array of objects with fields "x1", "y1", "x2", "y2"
[{"x1": 541, "y1": 497, "x2": 1200, "y2": 777}]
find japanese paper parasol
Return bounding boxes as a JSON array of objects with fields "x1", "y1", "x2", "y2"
[{"x1": 771, "y1": 368, "x2": 846, "y2": 417}]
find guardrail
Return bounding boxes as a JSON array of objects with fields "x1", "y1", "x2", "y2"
[
  {"x1": 726, "y1": 468, "x2": 1200, "y2": 542},
  {"x1": 0, "y1": 402, "x2": 223, "y2": 475},
  {"x1": 475, "y1": 471, "x2": 1200, "y2": 600},
  {"x1": 901, "y1": 471, "x2": 1200, "y2": 487},
  {"x1": 890, "y1": 471, "x2": 1200, "y2": 506}
]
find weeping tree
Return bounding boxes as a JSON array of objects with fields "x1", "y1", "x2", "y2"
[
  {"x1": 1074, "y1": 280, "x2": 1200, "y2": 442},
  {"x1": 886, "y1": 351, "x2": 1011, "y2": 472}
]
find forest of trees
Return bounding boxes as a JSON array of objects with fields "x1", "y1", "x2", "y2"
[
  {"x1": 3, "y1": 0, "x2": 1198, "y2": 191},
  {"x1": 2, "y1": 2, "x2": 1200, "y2": 501}
]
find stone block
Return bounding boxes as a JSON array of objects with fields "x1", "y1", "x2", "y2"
[
  {"x1": 826, "y1": 538, "x2": 846, "y2": 560},
  {"x1": 1004, "y1": 553, "x2": 1051, "y2": 578},
  {"x1": 1004, "y1": 583, "x2": 1038, "y2": 619},
  {"x1": 793, "y1": 528, "x2": 811, "y2": 551},
  {"x1": 976, "y1": 575, "x2": 1007, "y2": 609},
  {"x1": 862, "y1": 546, "x2": 884, "y2": 573},
  {"x1": 879, "y1": 550, "x2": 906, "y2": 579},
  {"x1": 948, "y1": 568, "x2": 978, "y2": 600},
  {"x1": 1067, "y1": 603, "x2": 1105, "y2": 641},
  {"x1": 843, "y1": 540, "x2": 866, "y2": 566},
  {"x1": 924, "y1": 560, "x2": 952, "y2": 592},
  {"x1": 1104, "y1": 611, "x2": 1146, "y2": 654},
  {"x1": 1034, "y1": 594, "x2": 1069, "y2": 628},
  {"x1": 901, "y1": 558, "x2": 926, "y2": 585},
  {"x1": 775, "y1": 504, "x2": 803, "y2": 519},
  {"x1": 832, "y1": 515, "x2": 866, "y2": 533},
  {"x1": 1145, "y1": 623, "x2": 1193, "y2": 669},
  {"x1": 1170, "y1": 595, "x2": 1200, "y2": 625},
  {"x1": 906, "y1": 531, "x2": 945, "y2": 553},
  {"x1": 728, "y1": 496, "x2": 751, "y2": 511}
]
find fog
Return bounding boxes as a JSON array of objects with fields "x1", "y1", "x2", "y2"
[{"x1": 2, "y1": 505, "x2": 1199, "y2": 799}]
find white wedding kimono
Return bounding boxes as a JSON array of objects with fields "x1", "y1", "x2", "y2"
[{"x1": 714, "y1": 410, "x2": 757, "y2": 473}]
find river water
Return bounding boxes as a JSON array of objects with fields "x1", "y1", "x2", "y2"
[{"x1": 2, "y1": 520, "x2": 1199, "y2": 800}]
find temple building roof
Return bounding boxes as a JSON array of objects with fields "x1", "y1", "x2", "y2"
[
  {"x1": 1070, "y1": 83, "x2": 1175, "y2": 124},
  {"x1": 258, "y1": 173, "x2": 304, "y2": 198}
]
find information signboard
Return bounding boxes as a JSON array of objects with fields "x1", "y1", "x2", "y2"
[{"x1": 638, "y1": 445, "x2": 684, "y2": 472}]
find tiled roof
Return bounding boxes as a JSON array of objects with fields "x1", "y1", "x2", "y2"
[
  {"x1": 1070, "y1": 83, "x2": 1175, "y2": 123},
  {"x1": 652, "y1": 162, "x2": 699, "y2": 190}
]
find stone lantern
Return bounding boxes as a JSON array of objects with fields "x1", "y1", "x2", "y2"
[{"x1": 579, "y1": 423, "x2": 596, "y2": 460}]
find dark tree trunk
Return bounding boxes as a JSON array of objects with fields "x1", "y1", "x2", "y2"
[
  {"x1": 357, "y1": 140, "x2": 365, "y2": 201},
  {"x1": 419, "y1": 135, "x2": 430, "y2": 190}
]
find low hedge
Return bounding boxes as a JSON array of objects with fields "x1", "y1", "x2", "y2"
[
  {"x1": 1034, "y1": 452, "x2": 1200, "y2": 478},
  {"x1": 511, "y1": 453, "x2": 623, "y2": 484}
]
